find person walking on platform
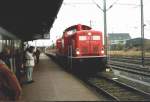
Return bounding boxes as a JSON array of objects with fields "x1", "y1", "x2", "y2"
[
  {"x1": 24, "y1": 46, "x2": 35, "y2": 83},
  {"x1": 0, "y1": 59, "x2": 22, "y2": 101},
  {"x1": 35, "y1": 48, "x2": 41, "y2": 64}
]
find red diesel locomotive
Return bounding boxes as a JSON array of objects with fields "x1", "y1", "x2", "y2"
[{"x1": 56, "y1": 24, "x2": 106, "y2": 73}]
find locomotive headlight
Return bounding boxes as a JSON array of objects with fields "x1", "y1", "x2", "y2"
[
  {"x1": 88, "y1": 32, "x2": 91, "y2": 36},
  {"x1": 76, "y1": 51, "x2": 80, "y2": 55},
  {"x1": 76, "y1": 48, "x2": 80, "y2": 55},
  {"x1": 101, "y1": 48, "x2": 104, "y2": 54},
  {"x1": 101, "y1": 50, "x2": 104, "y2": 54}
]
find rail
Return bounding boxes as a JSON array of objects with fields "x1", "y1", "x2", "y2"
[
  {"x1": 80, "y1": 75, "x2": 150, "y2": 101},
  {"x1": 110, "y1": 57, "x2": 150, "y2": 66}
]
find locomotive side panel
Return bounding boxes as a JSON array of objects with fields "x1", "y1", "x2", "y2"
[{"x1": 56, "y1": 38, "x2": 62, "y2": 55}]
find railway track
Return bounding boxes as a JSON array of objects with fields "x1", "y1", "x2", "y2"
[
  {"x1": 108, "y1": 56, "x2": 150, "y2": 79},
  {"x1": 109, "y1": 61, "x2": 150, "y2": 77},
  {"x1": 110, "y1": 56, "x2": 150, "y2": 60},
  {"x1": 80, "y1": 75, "x2": 150, "y2": 101},
  {"x1": 110, "y1": 57, "x2": 150, "y2": 66}
]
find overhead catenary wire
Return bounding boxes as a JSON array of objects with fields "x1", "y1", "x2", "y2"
[
  {"x1": 116, "y1": 3, "x2": 140, "y2": 6},
  {"x1": 92, "y1": 0, "x2": 104, "y2": 11},
  {"x1": 92, "y1": 0, "x2": 120, "y2": 11},
  {"x1": 106, "y1": 0, "x2": 119, "y2": 11}
]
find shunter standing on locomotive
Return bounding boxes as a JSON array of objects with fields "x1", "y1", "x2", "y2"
[{"x1": 56, "y1": 24, "x2": 106, "y2": 73}]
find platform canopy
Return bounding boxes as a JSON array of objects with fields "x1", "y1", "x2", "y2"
[{"x1": 0, "y1": 0, "x2": 63, "y2": 41}]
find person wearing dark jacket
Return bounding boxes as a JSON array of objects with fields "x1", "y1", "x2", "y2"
[
  {"x1": 35, "y1": 48, "x2": 41, "y2": 64},
  {"x1": 15, "y1": 49, "x2": 24, "y2": 85},
  {"x1": 0, "y1": 47, "x2": 11, "y2": 69},
  {"x1": 0, "y1": 59, "x2": 22, "y2": 101}
]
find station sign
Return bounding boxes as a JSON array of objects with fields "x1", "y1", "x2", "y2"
[
  {"x1": 32, "y1": 33, "x2": 50, "y2": 39},
  {"x1": 43, "y1": 33, "x2": 50, "y2": 39},
  {"x1": 33, "y1": 34, "x2": 43, "y2": 39}
]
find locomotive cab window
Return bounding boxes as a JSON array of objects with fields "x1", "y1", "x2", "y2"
[
  {"x1": 92, "y1": 35, "x2": 100, "y2": 40},
  {"x1": 66, "y1": 29, "x2": 77, "y2": 35},
  {"x1": 79, "y1": 36, "x2": 87, "y2": 41}
]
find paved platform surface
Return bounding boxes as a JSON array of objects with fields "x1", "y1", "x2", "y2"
[{"x1": 21, "y1": 53, "x2": 101, "y2": 101}]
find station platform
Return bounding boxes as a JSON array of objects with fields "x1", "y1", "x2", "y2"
[{"x1": 21, "y1": 53, "x2": 101, "y2": 101}]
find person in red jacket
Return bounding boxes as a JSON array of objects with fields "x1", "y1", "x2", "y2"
[{"x1": 0, "y1": 59, "x2": 22, "y2": 101}]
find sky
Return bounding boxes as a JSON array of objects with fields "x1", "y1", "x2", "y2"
[{"x1": 29, "y1": 0, "x2": 150, "y2": 46}]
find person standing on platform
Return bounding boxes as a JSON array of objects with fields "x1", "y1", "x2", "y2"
[
  {"x1": 0, "y1": 59, "x2": 22, "y2": 101},
  {"x1": 15, "y1": 49, "x2": 24, "y2": 85},
  {"x1": 24, "y1": 46, "x2": 35, "y2": 83},
  {"x1": 0, "y1": 47, "x2": 11, "y2": 69}
]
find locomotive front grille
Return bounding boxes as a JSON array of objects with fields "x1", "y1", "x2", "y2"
[
  {"x1": 81, "y1": 47, "x2": 88, "y2": 54},
  {"x1": 93, "y1": 46, "x2": 99, "y2": 54}
]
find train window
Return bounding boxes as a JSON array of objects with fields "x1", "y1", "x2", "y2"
[
  {"x1": 79, "y1": 36, "x2": 86, "y2": 41},
  {"x1": 67, "y1": 31, "x2": 73, "y2": 35},
  {"x1": 67, "y1": 29, "x2": 77, "y2": 35},
  {"x1": 92, "y1": 36, "x2": 100, "y2": 40}
]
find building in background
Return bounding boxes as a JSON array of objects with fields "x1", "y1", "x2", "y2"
[
  {"x1": 126, "y1": 38, "x2": 150, "y2": 51},
  {"x1": 108, "y1": 33, "x2": 131, "y2": 50}
]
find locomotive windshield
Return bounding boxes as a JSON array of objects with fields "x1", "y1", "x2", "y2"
[
  {"x1": 92, "y1": 35, "x2": 101, "y2": 40},
  {"x1": 66, "y1": 29, "x2": 77, "y2": 35},
  {"x1": 79, "y1": 35, "x2": 101, "y2": 41},
  {"x1": 79, "y1": 36, "x2": 86, "y2": 41}
]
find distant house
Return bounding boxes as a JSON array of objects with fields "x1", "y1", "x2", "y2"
[
  {"x1": 126, "y1": 37, "x2": 150, "y2": 50},
  {"x1": 108, "y1": 33, "x2": 131, "y2": 50},
  {"x1": 108, "y1": 33, "x2": 131, "y2": 45},
  {"x1": 126, "y1": 38, "x2": 142, "y2": 47}
]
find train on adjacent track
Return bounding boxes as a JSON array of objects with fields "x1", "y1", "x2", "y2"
[{"x1": 55, "y1": 24, "x2": 106, "y2": 74}]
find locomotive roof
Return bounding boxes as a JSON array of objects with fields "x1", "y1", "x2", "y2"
[{"x1": 64, "y1": 24, "x2": 92, "y2": 32}]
